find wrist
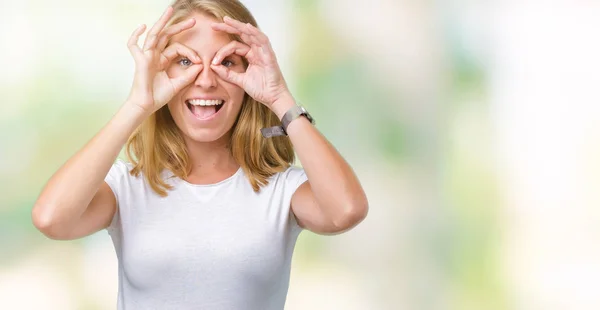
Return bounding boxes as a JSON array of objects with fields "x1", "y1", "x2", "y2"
[
  {"x1": 121, "y1": 101, "x2": 152, "y2": 124},
  {"x1": 260, "y1": 94, "x2": 315, "y2": 138},
  {"x1": 270, "y1": 91, "x2": 297, "y2": 120}
]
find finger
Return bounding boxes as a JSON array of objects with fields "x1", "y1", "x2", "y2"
[
  {"x1": 211, "y1": 22, "x2": 241, "y2": 35},
  {"x1": 211, "y1": 40, "x2": 250, "y2": 65},
  {"x1": 160, "y1": 42, "x2": 201, "y2": 68},
  {"x1": 211, "y1": 22, "x2": 257, "y2": 47},
  {"x1": 221, "y1": 18, "x2": 261, "y2": 46},
  {"x1": 210, "y1": 64, "x2": 244, "y2": 87},
  {"x1": 156, "y1": 18, "x2": 196, "y2": 51},
  {"x1": 143, "y1": 6, "x2": 174, "y2": 51},
  {"x1": 223, "y1": 16, "x2": 269, "y2": 45},
  {"x1": 127, "y1": 24, "x2": 147, "y2": 59},
  {"x1": 170, "y1": 64, "x2": 203, "y2": 93},
  {"x1": 216, "y1": 20, "x2": 275, "y2": 63}
]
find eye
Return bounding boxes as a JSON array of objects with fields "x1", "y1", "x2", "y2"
[
  {"x1": 222, "y1": 59, "x2": 235, "y2": 67},
  {"x1": 177, "y1": 57, "x2": 193, "y2": 67}
]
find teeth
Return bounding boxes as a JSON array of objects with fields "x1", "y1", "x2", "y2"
[{"x1": 187, "y1": 99, "x2": 223, "y2": 106}]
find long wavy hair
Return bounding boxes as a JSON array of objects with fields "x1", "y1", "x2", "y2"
[{"x1": 125, "y1": 0, "x2": 295, "y2": 197}]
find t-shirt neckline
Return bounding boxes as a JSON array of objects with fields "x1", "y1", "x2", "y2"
[{"x1": 175, "y1": 167, "x2": 243, "y2": 187}]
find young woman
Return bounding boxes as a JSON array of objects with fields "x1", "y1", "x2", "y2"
[{"x1": 32, "y1": 0, "x2": 368, "y2": 308}]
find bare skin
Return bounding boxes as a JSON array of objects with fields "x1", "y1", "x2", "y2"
[{"x1": 32, "y1": 6, "x2": 368, "y2": 240}]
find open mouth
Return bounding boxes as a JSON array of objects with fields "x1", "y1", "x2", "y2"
[{"x1": 186, "y1": 99, "x2": 225, "y2": 120}]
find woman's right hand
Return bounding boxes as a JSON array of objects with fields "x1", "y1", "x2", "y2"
[{"x1": 125, "y1": 6, "x2": 203, "y2": 116}]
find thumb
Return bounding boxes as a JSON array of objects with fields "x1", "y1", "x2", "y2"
[
  {"x1": 210, "y1": 64, "x2": 244, "y2": 87},
  {"x1": 170, "y1": 64, "x2": 203, "y2": 93}
]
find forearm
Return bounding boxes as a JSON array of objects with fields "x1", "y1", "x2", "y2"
[
  {"x1": 272, "y1": 94, "x2": 369, "y2": 225},
  {"x1": 32, "y1": 103, "x2": 147, "y2": 227}
]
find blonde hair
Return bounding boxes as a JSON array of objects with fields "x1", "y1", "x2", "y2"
[{"x1": 125, "y1": 0, "x2": 295, "y2": 197}]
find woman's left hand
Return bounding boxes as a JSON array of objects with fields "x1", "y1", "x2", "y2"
[{"x1": 210, "y1": 16, "x2": 292, "y2": 112}]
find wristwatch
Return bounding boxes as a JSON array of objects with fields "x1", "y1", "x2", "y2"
[{"x1": 261, "y1": 105, "x2": 315, "y2": 138}]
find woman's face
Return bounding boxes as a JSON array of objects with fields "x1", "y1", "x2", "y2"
[{"x1": 166, "y1": 12, "x2": 246, "y2": 144}]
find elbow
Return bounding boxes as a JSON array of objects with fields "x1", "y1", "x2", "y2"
[
  {"x1": 31, "y1": 204, "x2": 69, "y2": 240},
  {"x1": 332, "y1": 197, "x2": 369, "y2": 231}
]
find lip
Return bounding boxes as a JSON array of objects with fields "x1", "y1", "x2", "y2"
[
  {"x1": 184, "y1": 98, "x2": 226, "y2": 122},
  {"x1": 185, "y1": 96, "x2": 225, "y2": 102}
]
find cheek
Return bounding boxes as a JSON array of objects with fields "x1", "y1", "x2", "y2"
[
  {"x1": 223, "y1": 84, "x2": 246, "y2": 105},
  {"x1": 166, "y1": 96, "x2": 183, "y2": 118},
  {"x1": 165, "y1": 65, "x2": 182, "y2": 77},
  {"x1": 232, "y1": 90, "x2": 246, "y2": 110},
  {"x1": 166, "y1": 102, "x2": 176, "y2": 120}
]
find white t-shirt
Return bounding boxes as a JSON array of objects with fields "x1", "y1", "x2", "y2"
[{"x1": 104, "y1": 159, "x2": 308, "y2": 310}]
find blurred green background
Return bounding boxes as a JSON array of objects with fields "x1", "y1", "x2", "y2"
[{"x1": 2, "y1": 0, "x2": 600, "y2": 309}]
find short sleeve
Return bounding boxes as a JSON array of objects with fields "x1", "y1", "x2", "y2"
[
  {"x1": 282, "y1": 165, "x2": 309, "y2": 233},
  {"x1": 104, "y1": 159, "x2": 130, "y2": 234}
]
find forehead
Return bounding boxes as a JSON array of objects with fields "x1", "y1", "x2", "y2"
[{"x1": 169, "y1": 12, "x2": 232, "y2": 55}]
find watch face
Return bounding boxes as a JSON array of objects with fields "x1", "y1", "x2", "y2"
[
  {"x1": 301, "y1": 108, "x2": 314, "y2": 123},
  {"x1": 284, "y1": 105, "x2": 314, "y2": 127}
]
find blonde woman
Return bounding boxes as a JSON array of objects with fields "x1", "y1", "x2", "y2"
[{"x1": 32, "y1": 0, "x2": 368, "y2": 308}]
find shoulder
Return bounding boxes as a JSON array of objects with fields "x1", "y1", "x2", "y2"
[
  {"x1": 280, "y1": 165, "x2": 306, "y2": 182},
  {"x1": 105, "y1": 159, "x2": 135, "y2": 182},
  {"x1": 104, "y1": 159, "x2": 143, "y2": 196},
  {"x1": 266, "y1": 165, "x2": 308, "y2": 192},
  {"x1": 110, "y1": 158, "x2": 134, "y2": 172}
]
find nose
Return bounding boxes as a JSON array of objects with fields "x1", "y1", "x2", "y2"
[{"x1": 193, "y1": 64, "x2": 218, "y2": 89}]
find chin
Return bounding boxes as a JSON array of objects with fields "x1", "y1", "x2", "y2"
[{"x1": 182, "y1": 126, "x2": 232, "y2": 143}]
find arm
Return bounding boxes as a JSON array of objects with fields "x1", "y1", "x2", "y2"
[
  {"x1": 32, "y1": 7, "x2": 204, "y2": 240},
  {"x1": 32, "y1": 104, "x2": 146, "y2": 239},
  {"x1": 272, "y1": 94, "x2": 369, "y2": 235},
  {"x1": 210, "y1": 17, "x2": 369, "y2": 235}
]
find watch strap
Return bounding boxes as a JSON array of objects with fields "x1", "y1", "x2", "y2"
[
  {"x1": 281, "y1": 105, "x2": 306, "y2": 133},
  {"x1": 260, "y1": 126, "x2": 286, "y2": 138},
  {"x1": 260, "y1": 105, "x2": 314, "y2": 138}
]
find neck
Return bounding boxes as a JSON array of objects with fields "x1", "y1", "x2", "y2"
[{"x1": 183, "y1": 133, "x2": 239, "y2": 179}]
